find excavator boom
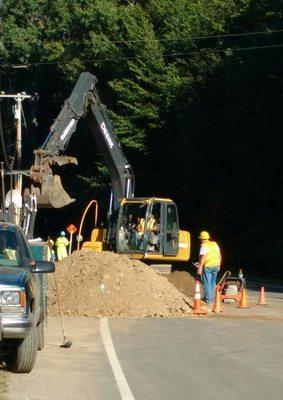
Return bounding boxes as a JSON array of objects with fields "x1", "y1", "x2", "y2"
[
  {"x1": 25, "y1": 73, "x2": 134, "y2": 210},
  {"x1": 23, "y1": 72, "x2": 190, "y2": 261}
]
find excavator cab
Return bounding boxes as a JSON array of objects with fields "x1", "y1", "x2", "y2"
[
  {"x1": 77, "y1": 197, "x2": 190, "y2": 263},
  {"x1": 116, "y1": 198, "x2": 190, "y2": 262}
]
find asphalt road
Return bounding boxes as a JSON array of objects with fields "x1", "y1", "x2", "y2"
[
  {"x1": 247, "y1": 283, "x2": 283, "y2": 305},
  {"x1": 2, "y1": 316, "x2": 283, "y2": 400}
]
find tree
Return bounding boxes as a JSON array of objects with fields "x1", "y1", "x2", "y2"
[{"x1": 0, "y1": 0, "x2": 282, "y2": 275}]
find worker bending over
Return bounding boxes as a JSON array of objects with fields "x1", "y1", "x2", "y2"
[
  {"x1": 198, "y1": 231, "x2": 221, "y2": 305},
  {"x1": 55, "y1": 231, "x2": 69, "y2": 261}
]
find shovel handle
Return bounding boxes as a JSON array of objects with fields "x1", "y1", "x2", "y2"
[{"x1": 54, "y1": 271, "x2": 67, "y2": 340}]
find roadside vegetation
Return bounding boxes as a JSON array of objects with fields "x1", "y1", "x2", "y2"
[{"x1": 0, "y1": 1, "x2": 282, "y2": 276}]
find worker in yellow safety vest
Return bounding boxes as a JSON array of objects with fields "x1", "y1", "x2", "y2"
[
  {"x1": 47, "y1": 237, "x2": 56, "y2": 262},
  {"x1": 55, "y1": 231, "x2": 69, "y2": 261},
  {"x1": 197, "y1": 231, "x2": 221, "y2": 305}
]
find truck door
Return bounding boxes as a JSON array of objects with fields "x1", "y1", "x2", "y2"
[{"x1": 163, "y1": 202, "x2": 179, "y2": 256}]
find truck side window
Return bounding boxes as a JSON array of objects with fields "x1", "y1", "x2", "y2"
[{"x1": 0, "y1": 231, "x2": 19, "y2": 265}]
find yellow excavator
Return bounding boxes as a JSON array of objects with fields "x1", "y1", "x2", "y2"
[{"x1": 24, "y1": 72, "x2": 190, "y2": 263}]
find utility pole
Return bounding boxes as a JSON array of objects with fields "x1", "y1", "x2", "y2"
[{"x1": 0, "y1": 92, "x2": 32, "y2": 223}]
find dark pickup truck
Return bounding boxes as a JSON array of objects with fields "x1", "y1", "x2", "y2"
[{"x1": 0, "y1": 222, "x2": 54, "y2": 373}]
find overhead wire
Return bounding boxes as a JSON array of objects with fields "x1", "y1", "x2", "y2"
[
  {"x1": 0, "y1": 42, "x2": 282, "y2": 68},
  {"x1": 2, "y1": 28, "x2": 283, "y2": 45}
]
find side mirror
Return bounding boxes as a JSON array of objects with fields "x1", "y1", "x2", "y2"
[{"x1": 31, "y1": 260, "x2": 55, "y2": 273}]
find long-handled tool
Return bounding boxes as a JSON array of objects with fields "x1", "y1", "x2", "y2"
[{"x1": 53, "y1": 271, "x2": 72, "y2": 348}]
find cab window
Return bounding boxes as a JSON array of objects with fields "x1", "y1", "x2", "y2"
[
  {"x1": 146, "y1": 202, "x2": 161, "y2": 252},
  {"x1": 166, "y1": 204, "x2": 178, "y2": 232},
  {"x1": 164, "y1": 203, "x2": 179, "y2": 255},
  {"x1": 117, "y1": 202, "x2": 147, "y2": 252},
  {"x1": 0, "y1": 230, "x2": 21, "y2": 266}
]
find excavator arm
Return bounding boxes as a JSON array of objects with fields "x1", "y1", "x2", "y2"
[{"x1": 26, "y1": 72, "x2": 134, "y2": 211}]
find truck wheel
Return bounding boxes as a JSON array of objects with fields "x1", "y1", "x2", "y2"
[
  {"x1": 5, "y1": 325, "x2": 38, "y2": 373},
  {"x1": 37, "y1": 320, "x2": 44, "y2": 351}
]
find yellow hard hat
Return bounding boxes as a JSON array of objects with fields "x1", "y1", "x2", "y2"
[{"x1": 199, "y1": 231, "x2": 210, "y2": 240}]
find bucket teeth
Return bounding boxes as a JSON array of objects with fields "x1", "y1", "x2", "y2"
[{"x1": 49, "y1": 155, "x2": 78, "y2": 167}]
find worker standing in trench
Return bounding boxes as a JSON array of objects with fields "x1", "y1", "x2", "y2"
[
  {"x1": 197, "y1": 231, "x2": 222, "y2": 305},
  {"x1": 55, "y1": 231, "x2": 69, "y2": 261}
]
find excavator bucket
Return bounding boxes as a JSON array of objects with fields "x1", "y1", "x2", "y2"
[{"x1": 30, "y1": 174, "x2": 75, "y2": 209}]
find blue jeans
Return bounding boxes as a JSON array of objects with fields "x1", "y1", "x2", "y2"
[{"x1": 202, "y1": 267, "x2": 219, "y2": 304}]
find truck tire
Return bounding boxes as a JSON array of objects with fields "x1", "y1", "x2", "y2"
[
  {"x1": 5, "y1": 325, "x2": 38, "y2": 373},
  {"x1": 37, "y1": 320, "x2": 44, "y2": 351}
]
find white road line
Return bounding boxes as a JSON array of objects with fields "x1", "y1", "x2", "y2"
[{"x1": 100, "y1": 318, "x2": 135, "y2": 400}]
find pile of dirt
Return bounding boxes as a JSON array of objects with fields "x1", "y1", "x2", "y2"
[
  {"x1": 167, "y1": 270, "x2": 198, "y2": 298},
  {"x1": 48, "y1": 250, "x2": 193, "y2": 318}
]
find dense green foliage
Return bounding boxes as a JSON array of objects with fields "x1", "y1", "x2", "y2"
[{"x1": 0, "y1": 0, "x2": 282, "y2": 276}]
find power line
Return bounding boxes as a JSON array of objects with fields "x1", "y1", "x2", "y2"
[
  {"x1": 166, "y1": 43, "x2": 283, "y2": 57},
  {"x1": 1, "y1": 29, "x2": 283, "y2": 46},
  {"x1": 1, "y1": 43, "x2": 282, "y2": 68}
]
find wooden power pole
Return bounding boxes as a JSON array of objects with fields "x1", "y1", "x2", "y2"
[{"x1": 0, "y1": 92, "x2": 32, "y2": 223}]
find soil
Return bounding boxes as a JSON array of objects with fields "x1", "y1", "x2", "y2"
[
  {"x1": 47, "y1": 250, "x2": 193, "y2": 318},
  {"x1": 0, "y1": 369, "x2": 7, "y2": 397},
  {"x1": 167, "y1": 270, "x2": 198, "y2": 298}
]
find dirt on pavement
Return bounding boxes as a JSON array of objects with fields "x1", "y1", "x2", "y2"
[
  {"x1": 47, "y1": 250, "x2": 193, "y2": 318},
  {"x1": 0, "y1": 369, "x2": 7, "y2": 398}
]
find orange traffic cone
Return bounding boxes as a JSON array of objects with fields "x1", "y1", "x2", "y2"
[
  {"x1": 237, "y1": 288, "x2": 249, "y2": 308},
  {"x1": 193, "y1": 280, "x2": 207, "y2": 315},
  {"x1": 257, "y1": 286, "x2": 267, "y2": 305},
  {"x1": 212, "y1": 286, "x2": 224, "y2": 313}
]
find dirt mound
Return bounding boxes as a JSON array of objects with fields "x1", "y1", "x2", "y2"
[
  {"x1": 167, "y1": 270, "x2": 198, "y2": 298},
  {"x1": 48, "y1": 250, "x2": 193, "y2": 318}
]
